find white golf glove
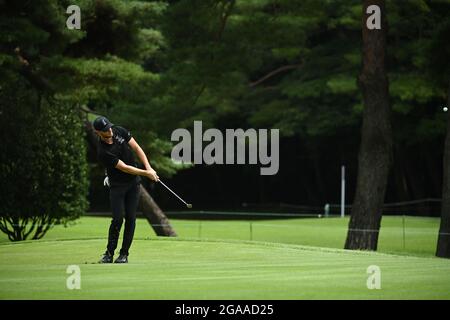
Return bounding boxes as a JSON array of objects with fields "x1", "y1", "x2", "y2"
[{"x1": 103, "y1": 176, "x2": 110, "y2": 187}]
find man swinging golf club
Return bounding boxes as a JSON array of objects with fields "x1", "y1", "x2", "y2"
[{"x1": 94, "y1": 116, "x2": 159, "y2": 263}]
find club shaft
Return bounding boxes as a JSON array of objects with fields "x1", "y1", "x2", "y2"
[{"x1": 158, "y1": 180, "x2": 189, "y2": 206}]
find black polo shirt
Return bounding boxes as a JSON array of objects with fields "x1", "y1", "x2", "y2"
[{"x1": 97, "y1": 126, "x2": 140, "y2": 186}]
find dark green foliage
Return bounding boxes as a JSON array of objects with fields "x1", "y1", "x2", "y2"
[
  {"x1": 0, "y1": 0, "x2": 92, "y2": 240},
  {"x1": 0, "y1": 77, "x2": 89, "y2": 241},
  {"x1": 156, "y1": 0, "x2": 449, "y2": 206},
  {"x1": 0, "y1": 0, "x2": 449, "y2": 230}
]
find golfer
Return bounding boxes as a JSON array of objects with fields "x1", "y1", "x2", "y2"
[{"x1": 93, "y1": 116, "x2": 159, "y2": 263}]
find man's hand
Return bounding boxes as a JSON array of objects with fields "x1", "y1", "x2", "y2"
[
  {"x1": 145, "y1": 168, "x2": 159, "y2": 182},
  {"x1": 115, "y1": 160, "x2": 159, "y2": 181}
]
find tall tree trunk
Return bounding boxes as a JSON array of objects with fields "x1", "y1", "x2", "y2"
[
  {"x1": 424, "y1": 144, "x2": 441, "y2": 197},
  {"x1": 404, "y1": 155, "x2": 425, "y2": 199},
  {"x1": 138, "y1": 185, "x2": 177, "y2": 236},
  {"x1": 345, "y1": 0, "x2": 393, "y2": 251},
  {"x1": 84, "y1": 120, "x2": 177, "y2": 237},
  {"x1": 436, "y1": 83, "x2": 450, "y2": 258},
  {"x1": 393, "y1": 146, "x2": 410, "y2": 200}
]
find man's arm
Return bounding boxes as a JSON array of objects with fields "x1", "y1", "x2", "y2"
[
  {"x1": 128, "y1": 138, "x2": 156, "y2": 171},
  {"x1": 115, "y1": 160, "x2": 158, "y2": 181}
]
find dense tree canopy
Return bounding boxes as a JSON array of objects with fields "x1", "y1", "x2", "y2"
[
  {"x1": 0, "y1": 0, "x2": 449, "y2": 240},
  {"x1": 156, "y1": 0, "x2": 449, "y2": 208}
]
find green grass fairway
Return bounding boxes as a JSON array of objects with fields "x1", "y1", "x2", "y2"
[
  {"x1": 0, "y1": 216, "x2": 449, "y2": 299},
  {"x1": 169, "y1": 215, "x2": 440, "y2": 257},
  {"x1": 1, "y1": 238, "x2": 450, "y2": 299},
  {"x1": 0, "y1": 215, "x2": 439, "y2": 256}
]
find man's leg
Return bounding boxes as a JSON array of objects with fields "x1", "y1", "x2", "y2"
[
  {"x1": 107, "y1": 185, "x2": 126, "y2": 255},
  {"x1": 119, "y1": 182, "x2": 140, "y2": 256}
]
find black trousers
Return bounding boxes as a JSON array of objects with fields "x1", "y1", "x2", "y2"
[{"x1": 106, "y1": 181, "x2": 140, "y2": 256}]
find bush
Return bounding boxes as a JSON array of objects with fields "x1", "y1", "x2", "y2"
[{"x1": 0, "y1": 77, "x2": 89, "y2": 241}]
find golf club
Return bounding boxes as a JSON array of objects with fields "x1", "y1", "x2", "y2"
[{"x1": 158, "y1": 179, "x2": 192, "y2": 209}]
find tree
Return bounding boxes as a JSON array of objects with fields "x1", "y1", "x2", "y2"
[
  {"x1": 0, "y1": 0, "x2": 90, "y2": 240},
  {"x1": 156, "y1": 0, "x2": 447, "y2": 209},
  {"x1": 345, "y1": 0, "x2": 393, "y2": 250},
  {"x1": 158, "y1": 0, "x2": 366, "y2": 206},
  {"x1": 0, "y1": 0, "x2": 179, "y2": 239},
  {"x1": 0, "y1": 76, "x2": 89, "y2": 240},
  {"x1": 432, "y1": 15, "x2": 450, "y2": 258},
  {"x1": 437, "y1": 83, "x2": 450, "y2": 258}
]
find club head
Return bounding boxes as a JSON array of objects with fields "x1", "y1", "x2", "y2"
[{"x1": 186, "y1": 204, "x2": 193, "y2": 209}]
